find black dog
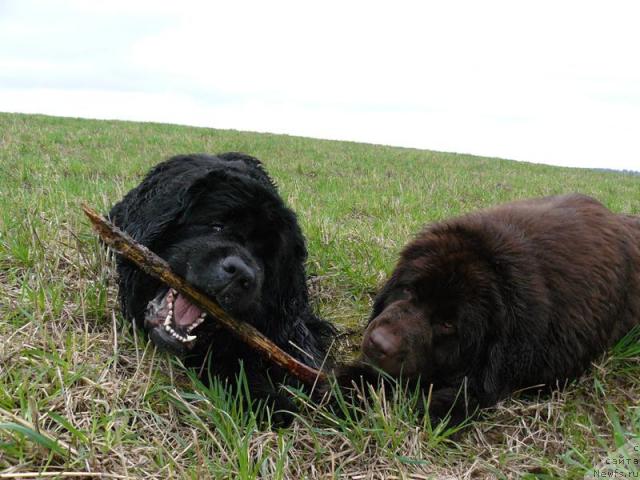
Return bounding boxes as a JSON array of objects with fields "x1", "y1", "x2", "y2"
[
  {"x1": 335, "y1": 194, "x2": 640, "y2": 424},
  {"x1": 109, "y1": 153, "x2": 333, "y2": 425}
]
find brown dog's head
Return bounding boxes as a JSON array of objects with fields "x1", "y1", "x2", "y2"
[{"x1": 361, "y1": 231, "x2": 503, "y2": 383}]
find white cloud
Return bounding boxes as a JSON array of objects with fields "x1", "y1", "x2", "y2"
[{"x1": 1, "y1": 0, "x2": 639, "y2": 170}]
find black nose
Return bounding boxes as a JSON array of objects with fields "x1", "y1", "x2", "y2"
[{"x1": 217, "y1": 256, "x2": 255, "y2": 290}]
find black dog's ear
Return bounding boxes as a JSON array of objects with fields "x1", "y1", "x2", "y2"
[
  {"x1": 217, "y1": 151, "x2": 264, "y2": 170},
  {"x1": 109, "y1": 189, "x2": 186, "y2": 247},
  {"x1": 217, "y1": 152, "x2": 278, "y2": 192},
  {"x1": 176, "y1": 167, "x2": 277, "y2": 225},
  {"x1": 108, "y1": 158, "x2": 204, "y2": 245},
  {"x1": 174, "y1": 170, "x2": 227, "y2": 225}
]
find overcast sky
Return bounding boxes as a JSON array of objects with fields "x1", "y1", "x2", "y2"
[{"x1": 1, "y1": 1, "x2": 639, "y2": 170}]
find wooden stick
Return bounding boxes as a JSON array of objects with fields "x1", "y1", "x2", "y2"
[{"x1": 82, "y1": 203, "x2": 327, "y2": 385}]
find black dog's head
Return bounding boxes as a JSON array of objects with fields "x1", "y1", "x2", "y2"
[{"x1": 109, "y1": 153, "x2": 310, "y2": 356}]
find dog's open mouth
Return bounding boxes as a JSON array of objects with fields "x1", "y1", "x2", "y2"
[{"x1": 145, "y1": 288, "x2": 207, "y2": 346}]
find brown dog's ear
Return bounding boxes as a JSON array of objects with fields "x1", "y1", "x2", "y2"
[
  {"x1": 481, "y1": 344, "x2": 505, "y2": 403},
  {"x1": 369, "y1": 273, "x2": 400, "y2": 322}
]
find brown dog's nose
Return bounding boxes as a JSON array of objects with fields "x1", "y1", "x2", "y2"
[
  {"x1": 367, "y1": 329, "x2": 394, "y2": 358},
  {"x1": 363, "y1": 324, "x2": 404, "y2": 362}
]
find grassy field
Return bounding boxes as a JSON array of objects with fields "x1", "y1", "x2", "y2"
[{"x1": 0, "y1": 112, "x2": 639, "y2": 479}]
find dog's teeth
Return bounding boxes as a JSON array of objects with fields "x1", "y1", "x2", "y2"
[
  {"x1": 162, "y1": 320, "x2": 195, "y2": 343},
  {"x1": 187, "y1": 316, "x2": 206, "y2": 332},
  {"x1": 164, "y1": 314, "x2": 172, "y2": 326},
  {"x1": 165, "y1": 324, "x2": 178, "y2": 336},
  {"x1": 187, "y1": 321, "x2": 199, "y2": 332}
]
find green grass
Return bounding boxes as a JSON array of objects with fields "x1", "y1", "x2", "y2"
[{"x1": 1, "y1": 111, "x2": 639, "y2": 478}]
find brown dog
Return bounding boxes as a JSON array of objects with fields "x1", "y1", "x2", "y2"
[{"x1": 335, "y1": 194, "x2": 640, "y2": 423}]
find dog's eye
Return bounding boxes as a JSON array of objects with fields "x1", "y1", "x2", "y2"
[
  {"x1": 211, "y1": 224, "x2": 224, "y2": 233},
  {"x1": 436, "y1": 322, "x2": 456, "y2": 335},
  {"x1": 402, "y1": 286, "x2": 413, "y2": 296}
]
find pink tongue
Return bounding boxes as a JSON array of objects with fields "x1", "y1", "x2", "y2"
[{"x1": 173, "y1": 294, "x2": 204, "y2": 327}]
